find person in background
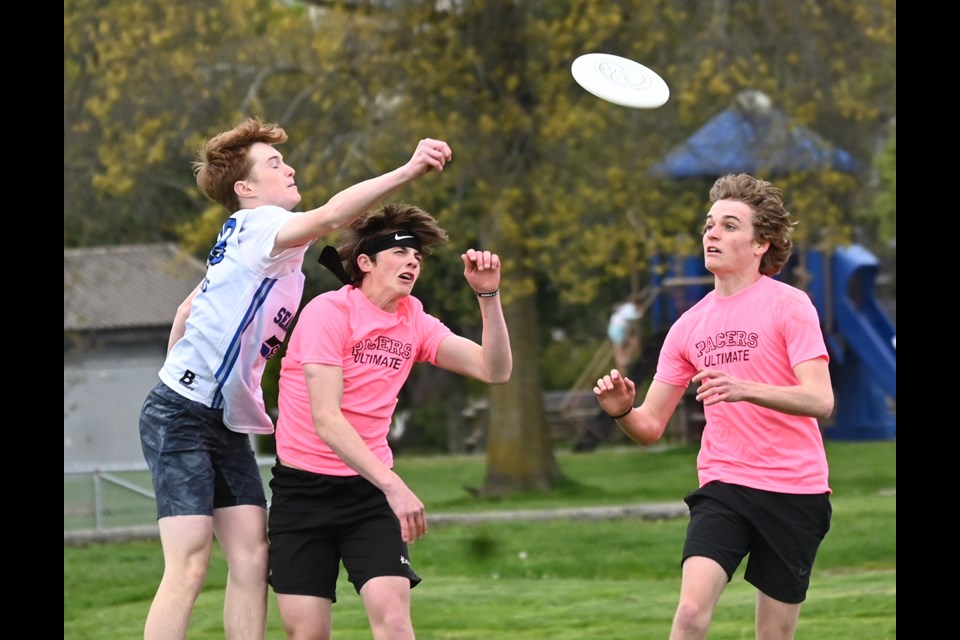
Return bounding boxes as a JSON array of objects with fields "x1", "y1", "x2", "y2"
[
  {"x1": 607, "y1": 294, "x2": 642, "y2": 371},
  {"x1": 138, "y1": 116, "x2": 452, "y2": 640},
  {"x1": 268, "y1": 203, "x2": 512, "y2": 640},
  {"x1": 594, "y1": 173, "x2": 834, "y2": 640}
]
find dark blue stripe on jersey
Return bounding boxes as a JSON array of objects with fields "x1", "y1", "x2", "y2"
[{"x1": 211, "y1": 277, "x2": 277, "y2": 409}]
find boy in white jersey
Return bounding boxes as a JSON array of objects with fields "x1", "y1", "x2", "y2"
[
  {"x1": 138, "y1": 117, "x2": 452, "y2": 640},
  {"x1": 268, "y1": 203, "x2": 512, "y2": 639},
  {"x1": 594, "y1": 174, "x2": 834, "y2": 640}
]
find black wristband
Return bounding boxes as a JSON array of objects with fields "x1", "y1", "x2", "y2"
[
  {"x1": 605, "y1": 406, "x2": 633, "y2": 420},
  {"x1": 475, "y1": 289, "x2": 499, "y2": 298}
]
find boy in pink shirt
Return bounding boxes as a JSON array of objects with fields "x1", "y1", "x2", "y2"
[
  {"x1": 594, "y1": 174, "x2": 834, "y2": 639},
  {"x1": 269, "y1": 203, "x2": 512, "y2": 639},
  {"x1": 138, "y1": 118, "x2": 451, "y2": 640}
]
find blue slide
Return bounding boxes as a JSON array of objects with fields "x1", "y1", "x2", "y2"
[
  {"x1": 831, "y1": 245, "x2": 896, "y2": 400},
  {"x1": 818, "y1": 245, "x2": 896, "y2": 440}
]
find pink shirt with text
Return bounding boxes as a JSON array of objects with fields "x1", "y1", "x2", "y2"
[
  {"x1": 654, "y1": 276, "x2": 831, "y2": 494},
  {"x1": 276, "y1": 286, "x2": 452, "y2": 475}
]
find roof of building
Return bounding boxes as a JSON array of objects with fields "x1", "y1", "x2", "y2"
[{"x1": 64, "y1": 243, "x2": 207, "y2": 331}]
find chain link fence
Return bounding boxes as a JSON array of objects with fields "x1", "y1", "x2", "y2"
[{"x1": 64, "y1": 459, "x2": 276, "y2": 544}]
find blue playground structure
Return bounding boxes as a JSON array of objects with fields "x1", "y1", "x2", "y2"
[
  {"x1": 642, "y1": 89, "x2": 895, "y2": 441},
  {"x1": 647, "y1": 246, "x2": 896, "y2": 441}
]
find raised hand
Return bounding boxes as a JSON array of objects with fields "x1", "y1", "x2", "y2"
[
  {"x1": 406, "y1": 138, "x2": 453, "y2": 176},
  {"x1": 593, "y1": 369, "x2": 637, "y2": 417}
]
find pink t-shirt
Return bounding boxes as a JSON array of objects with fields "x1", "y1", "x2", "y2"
[
  {"x1": 654, "y1": 276, "x2": 831, "y2": 494},
  {"x1": 276, "y1": 286, "x2": 453, "y2": 475}
]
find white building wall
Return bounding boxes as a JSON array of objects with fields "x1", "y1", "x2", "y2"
[{"x1": 64, "y1": 344, "x2": 162, "y2": 470}]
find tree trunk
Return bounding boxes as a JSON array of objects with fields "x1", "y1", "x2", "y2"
[{"x1": 482, "y1": 274, "x2": 565, "y2": 496}]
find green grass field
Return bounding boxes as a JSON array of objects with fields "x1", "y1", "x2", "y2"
[{"x1": 64, "y1": 440, "x2": 896, "y2": 639}]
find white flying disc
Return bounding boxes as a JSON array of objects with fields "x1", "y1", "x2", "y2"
[{"x1": 571, "y1": 53, "x2": 670, "y2": 109}]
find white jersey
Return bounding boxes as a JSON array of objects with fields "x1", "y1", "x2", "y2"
[{"x1": 159, "y1": 205, "x2": 310, "y2": 434}]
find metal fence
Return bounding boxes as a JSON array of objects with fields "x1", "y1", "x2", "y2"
[{"x1": 64, "y1": 458, "x2": 276, "y2": 542}]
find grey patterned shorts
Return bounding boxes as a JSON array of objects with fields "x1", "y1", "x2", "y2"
[{"x1": 139, "y1": 382, "x2": 266, "y2": 519}]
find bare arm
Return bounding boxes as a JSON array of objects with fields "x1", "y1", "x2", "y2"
[
  {"x1": 167, "y1": 284, "x2": 201, "y2": 353},
  {"x1": 692, "y1": 357, "x2": 834, "y2": 421},
  {"x1": 304, "y1": 363, "x2": 427, "y2": 543},
  {"x1": 274, "y1": 139, "x2": 453, "y2": 250},
  {"x1": 434, "y1": 249, "x2": 512, "y2": 384},
  {"x1": 594, "y1": 370, "x2": 686, "y2": 445}
]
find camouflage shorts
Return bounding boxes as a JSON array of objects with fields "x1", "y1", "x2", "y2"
[{"x1": 139, "y1": 382, "x2": 266, "y2": 519}]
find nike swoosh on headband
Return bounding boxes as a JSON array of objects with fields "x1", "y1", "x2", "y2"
[{"x1": 363, "y1": 230, "x2": 423, "y2": 256}]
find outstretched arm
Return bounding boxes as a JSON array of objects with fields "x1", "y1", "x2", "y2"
[
  {"x1": 594, "y1": 370, "x2": 686, "y2": 446},
  {"x1": 274, "y1": 138, "x2": 453, "y2": 250},
  {"x1": 435, "y1": 249, "x2": 512, "y2": 384}
]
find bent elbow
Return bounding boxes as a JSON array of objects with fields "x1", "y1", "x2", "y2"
[
  {"x1": 484, "y1": 359, "x2": 512, "y2": 385},
  {"x1": 818, "y1": 404, "x2": 835, "y2": 422},
  {"x1": 478, "y1": 369, "x2": 512, "y2": 386},
  {"x1": 816, "y1": 396, "x2": 835, "y2": 422}
]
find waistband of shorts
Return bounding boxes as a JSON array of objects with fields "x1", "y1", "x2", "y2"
[{"x1": 275, "y1": 458, "x2": 363, "y2": 482}]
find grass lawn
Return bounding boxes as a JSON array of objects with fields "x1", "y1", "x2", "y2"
[{"x1": 64, "y1": 440, "x2": 895, "y2": 639}]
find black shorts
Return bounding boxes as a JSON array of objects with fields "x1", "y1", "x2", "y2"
[
  {"x1": 267, "y1": 463, "x2": 421, "y2": 602},
  {"x1": 682, "y1": 481, "x2": 832, "y2": 604},
  {"x1": 139, "y1": 382, "x2": 266, "y2": 519}
]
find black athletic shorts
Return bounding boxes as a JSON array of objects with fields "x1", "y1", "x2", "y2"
[
  {"x1": 682, "y1": 480, "x2": 832, "y2": 604},
  {"x1": 139, "y1": 382, "x2": 266, "y2": 519},
  {"x1": 267, "y1": 462, "x2": 421, "y2": 602}
]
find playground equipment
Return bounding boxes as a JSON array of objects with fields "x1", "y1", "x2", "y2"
[
  {"x1": 646, "y1": 245, "x2": 896, "y2": 441},
  {"x1": 806, "y1": 246, "x2": 896, "y2": 439},
  {"x1": 644, "y1": 92, "x2": 893, "y2": 440},
  {"x1": 569, "y1": 90, "x2": 894, "y2": 446}
]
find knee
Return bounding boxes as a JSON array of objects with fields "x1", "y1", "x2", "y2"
[
  {"x1": 672, "y1": 600, "x2": 712, "y2": 637},
  {"x1": 376, "y1": 610, "x2": 413, "y2": 639},
  {"x1": 282, "y1": 621, "x2": 331, "y2": 640},
  {"x1": 169, "y1": 555, "x2": 210, "y2": 596},
  {"x1": 227, "y1": 540, "x2": 269, "y2": 585}
]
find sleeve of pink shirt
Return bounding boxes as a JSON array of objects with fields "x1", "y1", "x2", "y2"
[
  {"x1": 653, "y1": 316, "x2": 698, "y2": 388},
  {"x1": 778, "y1": 290, "x2": 830, "y2": 368},
  {"x1": 294, "y1": 296, "x2": 350, "y2": 367}
]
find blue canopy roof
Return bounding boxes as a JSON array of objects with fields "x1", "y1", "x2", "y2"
[{"x1": 649, "y1": 91, "x2": 857, "y2": 178}]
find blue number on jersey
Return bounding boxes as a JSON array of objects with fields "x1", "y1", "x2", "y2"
[{"x1": 208, "y1": 218, "x2": 238, "y2": 266}]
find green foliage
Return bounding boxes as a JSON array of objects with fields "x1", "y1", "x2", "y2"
[
  {"x1": 539, "y1": 334, "x2": 607, "y2": 390},
  {"x1": 863, "y1": 119, "x2": 897, "y2": 247},
  {"x1": 64, "y1": 0, "x2": 897, "y2": 333},
  {"x1": 66, "y1": 0, "x2": 897, "y2": 268}
]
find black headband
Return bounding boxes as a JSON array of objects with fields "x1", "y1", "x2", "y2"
[
  {"x1": 317, "y1": 231, "x2": 423, "y2": 286},
  {"x1": 362, "y1": 231, "x2": 422, "y2": 256}
]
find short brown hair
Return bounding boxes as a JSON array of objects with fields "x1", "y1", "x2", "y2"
[
  {"x1": 336, "y1": 203, "x2": 449, "y2": 285},
  {"x1": 193, "y1": 118, "x2": 287, "y2": 212},
  {"x1": 708, "y1": 173, "x2": 796, "y2": 276}
]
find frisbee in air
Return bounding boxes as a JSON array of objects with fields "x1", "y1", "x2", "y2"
[{"x1": 571, "y1": 53, "x2": 670, "y2": 109}]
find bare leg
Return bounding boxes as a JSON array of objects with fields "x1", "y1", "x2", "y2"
[
  {"x1": 360, "y1": 576, "x2": 415, "y2": 640},
  {"x1": 144, "y1": 515, "x2": 214, "y2": 640},
  {"x1": 275, "y1": 593, "x2": 333, "y2": 640},
  {"x1": 669, "y1": 556, "x2": 728, "y2": 640},
  {"x1": 755, "y1": 590, "x2": 802, "y2": 640},
  {"x1": 214, "y1": 505, "x2": 269, "y2": 640}
]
